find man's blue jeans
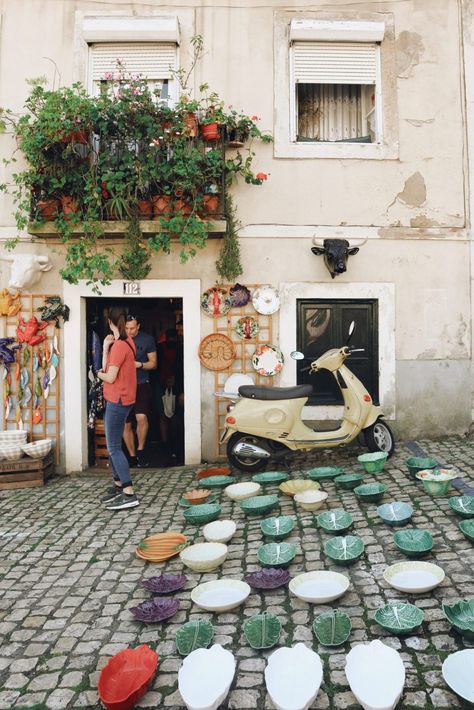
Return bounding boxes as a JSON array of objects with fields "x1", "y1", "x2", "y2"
[{"x1": 104, "y1": 399, "x2": 133, "y2": 487}]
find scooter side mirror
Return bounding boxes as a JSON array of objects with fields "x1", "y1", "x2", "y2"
[
  {"x1": 290, "y1": 351, "x2": 305, "y2": 360},
  {"x1": 346, "y1": 321, "x2": 356, "y2": 345}
]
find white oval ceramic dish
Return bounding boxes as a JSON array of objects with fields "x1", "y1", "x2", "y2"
[
  {"x1": 179, "y1": 543, "x2": 228, "y2": 572},
  {"x1": 202, "y1": 520, "x2": 237, "y2": 544},
  {"x1": 224, "y1": 481, "x2": 261, "y2": 501},
  {"x1": 191, "y1": 579, "x2": 251, "y2": 613},
  {"x1": 442, "y1": 649, "x2": 474, "y2": 704},
  {"x1": 383, "y1": 561, "x2": 445, "y2": 593},
  {"x1": 252, "y1": 285, "x2": 280, "y2": 315},
  {"x1": 289, "y1": 570, "x2": 350, "y2": 603},
  {"x1": 265, "y1": 643, "x2": 323, "y2": 710},
  {"x1": 345, "y1": 640, "x2": 405, "y2": 710},
  {"x1": 294, "y1": 490, "x2": 328, "y2": 512},
  {"x1": 178, "y1": 644, "x2": 236, "y2": 710}
]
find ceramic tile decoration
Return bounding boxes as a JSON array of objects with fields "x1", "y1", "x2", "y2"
[
  {"x1": 264, "y1": 643, "x2": 323, "y2": 710},
  {"x1": 178, "y1": 644, "x2": 236, "y2": 710},
  {"x1": 252, "y1": 285, "x2": 280, "y2": 315},
  {"x1": 201, "y1": 286, "x2": 232, "y2": 317},
  {"x1": 383, "y1": 561, "x2": 445, "y2": 593},
  {"x1": 251, "y1": 344, "x2": 284, "y2": 376},
  {"x1": 345, "y1": 640, "x2": 405, "y2": 710},
  {"x1": 442, "y1": 650, "x2": 474, "y2": 705}
]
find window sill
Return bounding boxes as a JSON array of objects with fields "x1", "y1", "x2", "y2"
[
  {"x1": 274, "y1": 140, "x2": 398, "y2": 160},
  {"x1": 27, "y1": 220, "x2": 227, "y2": 238}
]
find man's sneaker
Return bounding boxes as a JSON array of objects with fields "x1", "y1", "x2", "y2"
[
  {"x1": 105, "y1": 492, "x2": 139, "y2": 510},
  {"x1": 136, "y1": 450, "x2": 150, "y2": 468},
  {"x1": 101, "y1": 485, "x2": 123, "y2": 503}
]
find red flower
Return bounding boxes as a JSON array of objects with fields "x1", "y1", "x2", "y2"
[
  {"x1": 251, "y1": 115, "x2": 258, "y2": 121},
  {"x1": 101, "y1": 181, "x2": 107, "y2": 189},
  {"x1": 256, "y1": 172, "x2": 268, "y2": 181},
  {"x1": 101, "y1": 190, "x2": 109, "y2": 199}
]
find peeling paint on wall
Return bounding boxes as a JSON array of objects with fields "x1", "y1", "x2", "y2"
[
  {"x1": 396, "y1": 31, "x2": 425, "y2": 78},
  {"x1": 410, "y1": 214, "x2": 441, "y2": 228},
  {"x1": 395, "y1": 172, "x2": 427, "y2": 208}
]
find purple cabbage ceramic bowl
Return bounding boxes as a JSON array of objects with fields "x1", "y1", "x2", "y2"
[
  {"x1": 142, "y1": 573, "x2": 187, "y2": 595},
  {"x1": 130, "y1": 597, "x2": 180, "y2": 624},
  {"x1": 244, "y1": 567, "x2": 291, "y2": 590}
]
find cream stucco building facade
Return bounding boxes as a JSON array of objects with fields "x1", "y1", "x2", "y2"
[{"x1": 0, "y1": 0, "x2": 472, "y2": 472}]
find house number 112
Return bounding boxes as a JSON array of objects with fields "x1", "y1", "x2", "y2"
[{"x1": 123, "y1": 281, "x2": 141, "y2": 296}]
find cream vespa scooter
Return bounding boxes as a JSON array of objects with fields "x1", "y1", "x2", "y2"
[{"x1": 221, "y1": 322, "x2": 394, "y2": 472}]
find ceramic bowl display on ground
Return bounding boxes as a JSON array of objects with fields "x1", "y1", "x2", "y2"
[
  {"x1": 383, "y1": 561, "x2": 445, "y2": 593},
  {"x1": 405, "y1": 456, "x2": 437, "y2": 479},
  {"x1": 179, "y1": 542, "x2": 228, "y2": 572},
  {"x1": 313, "y1": 610, "x2": 352, "y2": 646},
  {"x1": 317, "y1": 509, "x2": 353, "y2": 534},
  {"x1": 345, "y1": 640, "x2": 406, "y2": 710},
  {"x1": 202, "y1": 520, "x2": 236, "y2": 544},
  {"x1": 294, "y1": 490, "x2": 328, "y2": 512},
  {"x1": 98, "y1": 644, "x2": 158, "y2": 710},
  {"x1": 176, "y1": 619, "x2": 214, "y2": 656},
  {"x1": 377, "y1": 502, "x2": 414, "y2": 526},
  {"x1": 334, "y1": 473, "x2": 364, "y2": 490},
  {"x1": 21, "y1": 438, "x2": 51, "y2": 458},
  {"x1": 178, "y1": 644, "x2": 236, "y2": 710},
  {"x1": 416, "y1": 468, "x2": 458, "y2": 496},
  {"x1": 459, "y1": 519, "x2": 474, "y2": 542},
  {"x1": 260, "y1": 516, "x2": 294, "y2": 540},
  {"x1": 191, "y1": 579, "x2": 251, "y2": 613},
  {"x1": 289, "y1": 570, "x2": 350, "y2": 603},
  {"x1": 179, "y1": 494, "x2": 217, "y2": 508},
  {"x1": 224, "y1": 481, "x2": 261, "y2": 501},
  {"x1": 264, "y1": 643, "x2": 323, "y2": 710},
  {"x1": 324, "y1": 535, "x2": 365, "y2": 566},
  {"x1": 182, "y1": 489, "x2": 210, "y2": 505},
  {"x1": 306, "y1": 466, "x2": 344, "y2": 481},
  {"x1": 448, "y1": 495, "x2": 474, "y2": 518},
  {"x1": 357, "y1": 451, "x2": 388, "y2": 474},
  {"x1": 240, "y1": 494, "x2": 279, "y2": 516},
  {"x1": 279, "y1": 479, "x2": 320, "y2": 497},
  {"x1": 443, "y1": 598, "x2": 474, "y2": 641},
  {"x1": 243, "y1": 611, "x2": 281, "y2": 650},
  {"x1": 199, "y1": 475, "x2": 235, "y2": 488},
  {"x1": 442, "y1": 649, "x2": 474, "y2": 705},
  {"x1": 142, "y1": 573, "x2": 187, "y2": 594},
  {"x1": 182, "y1": 503, "x2": 221, "y2": 525},
  {"x1": 196, "y1": 466, "x2": 231, "y2": 480},
  {"x1": 258, "y1": 542, "x2": 296, "y2": 568},
  {"x1": 374, "y1": 602, "x2": 424, "y2": 635},
  {"x1": 393, "y1": 528, "x2": 434, "y2": 557},
  {"x1": 252, "y1": 471, "x2": 289, "y2": 485},
  {"x1": 130, "y1": 597, "x2": 180, "y2": 623},
  {"x1": 244, "y1": 567, "x2": 291, "y2": 590},
  {"x1": 354, "y1": 482, "x2": 387, "y2": 503}
]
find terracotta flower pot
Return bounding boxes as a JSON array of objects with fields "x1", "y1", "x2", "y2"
[
  {"x1": 60, "y1": 129, "x2": 90, "y2": 145},
  {"x1": 60, "y1": 195, "x2": 80, "y2": 221},
  {"x1": 174, "y1": 198, "x2": 192, "y2": 215},
  {"x1": 201, "y1": 122, "x2": 220, "y2": 142},
  {"x1": 151, "y1": 195, "x2": 172, "y2": 218},
  {"x1": 137, "y1": 199, "x2": 153, "y2": 220},
  {"x1": 37, "y1": 199, "x2": 59, "y2": 221},
  {"x1": 202, "y1": 194, "x2": 220, "y2": 216},
  {"x1": 183, "y1": 111, "x2": 198, "y2": 138}
]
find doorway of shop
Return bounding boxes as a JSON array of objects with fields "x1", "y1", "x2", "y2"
[{"x1": 86, "y1": 297, "x2": 184, "y2": 469}]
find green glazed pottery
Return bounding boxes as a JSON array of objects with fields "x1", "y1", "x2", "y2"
[
  {"x1": 357, "y1": 451, "x2": 388, "y2": 474},
  {"x1": 374, "y1": 602, "x2": 424, "y2": 635},
  {"x1": 405, "y1": 456, "x2": 437, "y2": 479},
  {"x1": 324, "y1": 535, "x2": 365, "y2": 566},
  {"x1": 354, "y1": 483, "x2": 387, "y2": 503},
  {"x1": 260, "y1": 516, "x2": 294, "y2": 540},
  {"x1": 377, "y1": 501, "x2": 413, "y2": 526},
  {"x1": 240, "y1": 494, "x2": 279, "y2": 516},
  {"x1": 182, "y1": 503, "x2": 221, "y2": 525},
  {"x1": 199, "y1": 475, "x2": 235, "y2": 488},
  {"x1": 306, "y1": 466, "x2": 344, "y2": 481},
  {"x1": 448, "y1": 495, "x2": 474, "y2": 518},
  {"x1": 176, "y1": 619, "x2": 214, "y2": 656},
  {"x1": 179, "y1": 494, "x2": 217, "y2": 508},
  {"x1": 335, "y1": 473, "x2": 364, "y2": 490},
  {"x1": 459, "y1": 519, "x2": 474, "y2": 542},
  {"x1": 252, "y1": 471, "x2": 289, "y2": 485},
  {"x1": 443, "y1": 598, "x2": 474, "y2": 641},
  {"x1": 317, "y1": 509, "x2": 353, "y2": 534},
  {"x1": 312, "y1": 610, "x2": 352, "y2": 646},
  {"x1": 393, "y1": 528, "x2": 433, "y2": 557},
  {"x1": 243, "y1": 611, "x2": 281, "y2": 649},
  {"x1": 258, "y1": 542, "x2": 296, "y2": 568},
  {"x1": 416, "y1": 468, "x2": 457, "y2": 497}
]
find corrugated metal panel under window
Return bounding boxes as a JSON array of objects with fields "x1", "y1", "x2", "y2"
[
  {"x1": 292, "y1": 42, "x2": 377, "y2": 85},
  {"x1": 90, "y1": 42, "x2": 177, "y2": 80}
]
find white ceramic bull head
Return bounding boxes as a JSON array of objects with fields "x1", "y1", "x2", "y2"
[{"x1": 0, "y1": 253, "x2": 52, "y2": 290}]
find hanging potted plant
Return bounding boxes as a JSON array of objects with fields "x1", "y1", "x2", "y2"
[{"x1": 198, "y1": 84, "x2": 227, "y2": 142}]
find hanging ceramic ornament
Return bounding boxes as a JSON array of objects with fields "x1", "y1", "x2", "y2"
[
  {"x1": 18, "y1": 384, "x2": 24, "y2": 401},
  {"x1": 45, "y1": 341, "x2": 51, "y2": 363},
  {"x1": 32, "y1": 352, "x2": 39, "y2": 372},
  {"x1": 15, "y1": 361, "x2": 20, "y2": 380},
  {"x1": 3, "y1": 378, "x2": 9, "y2": 397},
  {"x1": 2, "y1": 365, "x2": 7, "y2": 380},
  {"x1": 32, "y1": 394, "x2": 38, "y2": 409},
  {"x1": 44, "y1": 385, "x2": 50, "y2": 400},
  {"x1": 41, "y1": 349, "x2": 47, "y2": 369},
  {"x1": 20, "y1": 386, "x2": 31, "y2": 408},
  {"x1": 20, "y1": 367, "x2": 29, "y2": 388},
  {"x1": 15, "y1": 405, "x2": 22, "y2": 428},
  {"x1": 35, "y1": 377, "x2": 43, "y2": 398},
  {"x1": 50, "y1": 352, "x2": 59, "y2": 369},
  {"x1": 53, "y1": 335, "x2": 60, "y2": 355},
  {"x1": 4, "y1": 395, "x2": 12, "y2": 420},
  {"x1": 49, "y1": 365, "x2": 57, "y2": 383},
  {"x1": 22, "y1": 346, "x2": 30, "y2": 367},
  {"x1": 43, "y1": 370, "x2": 50, "y2": 390},
  {"x1": 33, "y1": 405, "x2": 42, "y2": 424}
]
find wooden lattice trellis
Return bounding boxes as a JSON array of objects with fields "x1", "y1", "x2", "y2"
[
  {"x1": 212, "y1": 286, "x2": 275, "y2": 458},
  {"x1": 1, "y1": 294, "x2": 61, "y2": 465}
]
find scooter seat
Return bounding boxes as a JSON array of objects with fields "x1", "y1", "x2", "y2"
[{"x1": 238, "y1": 384, "x2": 313, "y2": 400}]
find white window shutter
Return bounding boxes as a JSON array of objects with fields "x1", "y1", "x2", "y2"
[
  {"x1": 90, "y1": 42, "x2": 177, "y2": 81},
  {"x1": 292, "y1": 42, "x2": 378, "y2": 85}
]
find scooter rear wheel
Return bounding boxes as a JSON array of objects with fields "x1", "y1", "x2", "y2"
[
  {"x1": 364, "y1": 419, "x2": 395, "y2": 457},
  {"x1": 227, "y1": 433, "x2": 269, "y2": 472}
]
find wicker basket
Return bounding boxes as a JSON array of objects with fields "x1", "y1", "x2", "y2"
[
  {"x1": 198, "y1": 333, "x2": 236, "y2": 371},
  {"x1": 21, "y1": 439, "x2": 52, "y2": 459}
]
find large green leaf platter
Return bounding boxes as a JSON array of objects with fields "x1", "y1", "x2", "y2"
[
  {"x1": 243, "y1": 612, "x2": 281, "y2": 649},
  {"x1": 374, "y1": 602, "x2": 424, "y2": 635},
  {"x1": 313, "y1": 610, "x2": 352, "y2": 646},
  {"x1": 176, "y1": 619, "x2": 214, "y2": 656}
]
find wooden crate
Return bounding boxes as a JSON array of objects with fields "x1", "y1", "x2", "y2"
[
  {"x1": 94, "y1": 420, "x2": 110, "y2": 468},
  {"x1": 0, "y1": 451, "x2": 54, "y2": 490}
]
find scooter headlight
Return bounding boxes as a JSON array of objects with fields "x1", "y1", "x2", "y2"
[{"x1": 226, "y1": 402, "x2": 235, "y2": 413}]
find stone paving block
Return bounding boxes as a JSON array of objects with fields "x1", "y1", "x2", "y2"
[{"x1": 0, "y1": 691, "x2": 20, "y2": 709}]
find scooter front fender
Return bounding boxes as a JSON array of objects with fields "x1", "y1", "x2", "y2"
[{"x1": 361, "y1": 405, "x2": 384, "y2": 430}]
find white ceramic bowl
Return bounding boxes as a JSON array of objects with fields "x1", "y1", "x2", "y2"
[
  {"x1": 442, "y1": 649, "x2": 474, "y2": 704},
  {"x1": 178, "y1": 644, "x2": 236, "y2": 710},
  {"x1": 202, "y1": 520, "x2": 237, "y2": 544},
  {"x1": 21, "y1": 439, "x2": 52, "y2": 459},
  {"x1": 0, "y1": 444, "x2": 24, "y2": 461},
  {"x1": 289, "y1": 571, "x2": 350, "y2": 603},
  {"x1": 191, "y1": 579, "x2": 250, "y2": 613},
  {"x1": 383, "y1": 561, "x2": 445, "y2": 593},
  {"x1": 345, "y1": 640, "x2": 406, "y2": 710},
  {"x1": 294, "y1": 490, "x2": 328, "y2": 512},
  {"x1": 180, "y1": 542, "x2": 228, "y2": 572},
  {"x1": 224, "y1": 481, "x2": 261, "y2": 501},
  {"x1": 265, "y1": 644, "x2": 323, "y2": 710}
]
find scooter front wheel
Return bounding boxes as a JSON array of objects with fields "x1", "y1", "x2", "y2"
[
  {"x1": 364, "y1": 419, "x2": 395, "y2": 457},
  {"x1": 227, "y1": 433, "x2": 270, "y2": 473}
]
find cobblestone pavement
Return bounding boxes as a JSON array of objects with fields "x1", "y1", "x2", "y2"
[{"x1": 0, "y1": 436, "x2": 474, "y2": 710}]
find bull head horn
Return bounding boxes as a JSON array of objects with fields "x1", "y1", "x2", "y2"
[{"x1": 312, "y1": 236, "x2": 368, "y2": 247}]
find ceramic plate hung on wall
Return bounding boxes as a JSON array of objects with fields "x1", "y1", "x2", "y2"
[
  {"x1": 229, "y1": 283, "x2": 251, "y2": 307},
  {"x1": 252, "y1": 345, "x2": 284, "y2": 377},
  {"x1": 235, "y1": 316, "x2": 260, "y2": 340},
  {"x1": 201, "y1": 286, "x2": 232, "y2": 317},
  {"x1": 199, "y1": 334, "x2": 236, "y2": 371},
  {"x1": 252, "y1": 285, "x2": 280, "y2": 315}
]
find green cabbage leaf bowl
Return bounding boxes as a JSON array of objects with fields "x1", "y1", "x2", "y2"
[
  {"x1": 240, "y1": 494, "x2": 279, "y2": 516},
  {"x1": 260, "y1": 515, "x2": 294, "y2": 540},
  {"x1": 354, "y1": 483, "x2": 387, "y2": 503},
  {"x1": 448, "y1": 495, "x2": 474, "y2": 518},
  {"x1": 443, "y1": 598, "x2": 474, "y2": 641},
  {"x1": 335, "y1": 473, "x2": 364, "y2": 490},
  {"x1": 258, "y1": 542, "x2": 296, "y2": 568},
  {"x1": 459, "y1": 519, "x2": 474, "y2": 542},
  {"x1": 317, "y1": 509, "x2": 353, "y2": 534},
  {"x1": 374, "y1": 602, "x2": 424, "y2": 635},
  {"x1": 393, "y1": 528, "x2": 433, "y2": 557},
  {"x1": 243, "y1": 611, "x2": 281, "y2": 649},
  {"x1": 306, "y1": 466, "x2": 344, "y2": 481},
  {"x1": 324, "y1": 535, "x2": 365, "y2": 566},
  {"x1": 312, "y1": 610, "x2": 352, "y2": 646}
]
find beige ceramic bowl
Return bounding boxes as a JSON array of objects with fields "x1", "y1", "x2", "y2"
[
  {"x1": 202, "y1": 520, "x2": 237, "y2": 544},
  {"x1": 224, "y1": 481, "x2": 261, "y2": 501},
  {"x1": 180, "y1": 542, "x2": 228, "y2": 572},
  {"x1": 279, "y1": 479, "x2": 321, "y2": 497},
  {"x1": 294, "y1": 490, "x2": 328, "y2": 511}
]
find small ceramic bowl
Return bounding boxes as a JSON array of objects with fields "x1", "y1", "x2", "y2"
[
  {"x1": 357, "y1": 451, "x2": 388, "y2": 474},
  {"x1": 405, "y1": 456, "x2": 437, "y2": 479},
  {"x1": 182, "y1": 489, "x2": 210, "y2": 505},
  {"x1": 442, "y1": 650, "x2": 474, "y2": 705},
  {"x1": 252, "y1": 471, "x2": 289, "y2": 485},
  {"x1": 306, "y1": 466, "x2": 344, "y2": 481},
  {"x1": 416, "y1": 468, "x2": 458, "y2": 496},
  {"x1": 191, "y1": 579, "x2": 250, "y2": 612},
  {"x1": 443, "y1": 598, "x2": 474, "y2": 642},
  {"x1": 183, "y1": 503, "x2": 221, "y2": 525},
  {"x1": 383, "y1": 561, "x2": 445, "y2": 593},
  {"x1": 294, "y1": 490, "x2": 328, "y2": 512},
  {"x1": 224, "y1": 481, "x2": 261, "y2": 501},
  {"x1": 448, "y1": 495, "x2": 474, "y2": 518},
  {"x1": 240, "y1": 495, "x2": 279, "y2": 516},
  {"x1": 393, "y1": 528, "x2": 433, "y2": 557},
  {"x1": 354, "y1": 483, "x2": 387, "y2": 503},
  {"x1": 196, "y1": 466, "x2": 231, "y2": 480},
  {"x1": 199, "y1": 475, "x2": 236, "y2": 488},
  {"x1": 334, "y1": 473, "x2": 364, "y2": 490},
  {"x1": 324, "y1": 535, "x2": 365, "y2": 566},
  {"x1": 179, "y1": 542, "x2": 228, "y2": 572},
  {"x1": 260, "y1": 516, "x2": 294, "y2": 540},
  {"x1": 459, "y1": 519, "x2": 474, "y2": 542},
  {"x1": 279, "y1": 479, "x2": 320, "y2": 497},
  {"x1": 289, "y1": 570, "x2": 350, "y2": 603},
  {"x1": 317, "y1": 509, "x2": 353, "y2": 534},
  {"x1": 258, "y1": 542, "x2": 296, "y2": 568},
  {"x1": 374, "y1": 602, "x2": 424, "y2": 635},
  {"x1": 202, "y1": 520, "x2": 236, "y2": 543},
  {"x1": 377, "y1": 501, "x2": 413, "y2": 526}
]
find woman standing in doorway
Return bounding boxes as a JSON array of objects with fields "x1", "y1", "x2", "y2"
[{"x1": 97, "y1": 307, "x2": 139, "y2": 510}]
